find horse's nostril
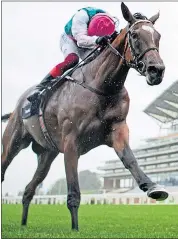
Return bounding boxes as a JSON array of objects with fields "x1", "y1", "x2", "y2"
[
  {"x1": 147, "y1": 66, "x2": 157, "y2": 74},
  {"x1": 147, "y1": 65, "x2": 165, "y2": 77}
]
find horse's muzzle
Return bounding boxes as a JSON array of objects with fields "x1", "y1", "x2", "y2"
[{"x1": 146, "y1": 64, "x2": 165, "y2": 86}]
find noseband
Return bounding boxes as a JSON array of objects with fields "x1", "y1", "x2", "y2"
[{"x1": 109, "y1": 20, "x2": 159, "y2": 75}]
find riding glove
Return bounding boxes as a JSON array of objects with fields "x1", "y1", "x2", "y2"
[{"x1": 96, "y1": 36, "x2": 109, "y2": 46}]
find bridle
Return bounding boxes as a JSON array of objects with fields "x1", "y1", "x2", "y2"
[{"x1": 108, "y1": 20, "x2": 159, "y2": 75}]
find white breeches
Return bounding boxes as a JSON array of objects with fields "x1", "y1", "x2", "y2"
[{"x1": 59, "y1": 32, "x2": 93, "y2": 60}]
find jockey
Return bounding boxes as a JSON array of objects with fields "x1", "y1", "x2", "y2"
[
  {"x1": 27, "y1": 8, "x2": 147, "y2": 102},
  {"x1": 27, "y1": 7, "x2": 119, "y2": 102}
]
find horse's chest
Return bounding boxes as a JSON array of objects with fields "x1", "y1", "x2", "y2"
[
  {"x1": 78, "y1": 108, "x2": 121, "y2": 154},
  {"x1": 77, "y1": 115, "x2": 106, "y2": 154},
  {"x1": 103, "y1": 106, "x2": 124, "y2": 124},
  {"x1": 74, "y1": 92, "x2": 129, "y2": 154}
]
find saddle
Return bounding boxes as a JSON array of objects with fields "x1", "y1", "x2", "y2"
[
  {"x1": 21, "y1": 74, "x2": 75, "y2": 150},
  {"x1": 22, "y1": 77, "x2": 66, "y2": 120}
]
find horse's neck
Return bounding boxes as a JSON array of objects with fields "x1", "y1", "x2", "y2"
[{"x1": 89, "y1": 29, "x2": 130, "y2": 95}]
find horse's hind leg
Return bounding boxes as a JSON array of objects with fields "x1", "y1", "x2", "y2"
[
  {"x1": 21, "y1": 149, "x2": 58, "y2": 226},
  {"x1": 1, "y1": 112, "x2": 31, "y2": 182}
]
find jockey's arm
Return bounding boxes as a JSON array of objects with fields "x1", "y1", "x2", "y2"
[{"x1": 71, "y1": 10, "x2": 98, "y2": 49}]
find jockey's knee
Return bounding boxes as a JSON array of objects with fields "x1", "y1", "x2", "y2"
[{"x1": 64, "y1": 53, "x2": 79, "y2": 67}]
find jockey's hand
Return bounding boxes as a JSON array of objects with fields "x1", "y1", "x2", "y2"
[{"x1": 96, "y1": 36, "x2": 109, "y2": 46}]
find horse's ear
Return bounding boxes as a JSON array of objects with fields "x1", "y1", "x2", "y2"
[
  {"x1": 121, "y1": 2, "x2": 135, "y2": 24},
  {"x1": 149, "y1": 11, "x2": 160, "y2": 24}
]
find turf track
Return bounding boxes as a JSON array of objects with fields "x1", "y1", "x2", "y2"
[{"x1": 2, "y1": 204, "x2": 178, "y2": 238}]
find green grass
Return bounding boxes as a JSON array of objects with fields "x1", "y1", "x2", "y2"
[{"x1": 2, "y1": 204, "x2": 178, "y2": 238}]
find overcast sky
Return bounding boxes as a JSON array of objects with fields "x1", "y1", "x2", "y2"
[{"x1": 2, "y1": 2, "x2": 178, "y2": 195}]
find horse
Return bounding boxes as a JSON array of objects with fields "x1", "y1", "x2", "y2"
[{"x1": 2, "y1": 2, "x2": 168, "y2": 231}]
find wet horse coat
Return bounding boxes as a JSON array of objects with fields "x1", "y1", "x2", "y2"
[{"x1": 2, "y1": 2, "x2": 168, "y2": 231}]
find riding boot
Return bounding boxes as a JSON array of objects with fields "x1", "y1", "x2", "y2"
[
  {"x1": 27, "y1": 53, "x2": 79, "y2": 103},
  {"x1": 37, "y1": 73, "x2": 54, "y2": 89},
  {"x1": 27, "y1": 73, "x2": 55, "y2": 102}
]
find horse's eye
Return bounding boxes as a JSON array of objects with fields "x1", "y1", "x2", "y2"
[{"x1": 131, "y1": 32, "x2": 137, "y2": 39}]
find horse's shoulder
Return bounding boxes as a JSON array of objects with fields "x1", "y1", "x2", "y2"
[{"x1": 114, "y1": 87, "x2": 130, "y2": 105}]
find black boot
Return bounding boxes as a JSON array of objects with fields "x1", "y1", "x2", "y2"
[{"x1": 27, "y1": 73, "x2": 54, "y2": 102}]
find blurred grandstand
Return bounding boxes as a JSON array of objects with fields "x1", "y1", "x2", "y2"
[{"x1": 98, "y1": 80, "x2": 178, "y2": 193}]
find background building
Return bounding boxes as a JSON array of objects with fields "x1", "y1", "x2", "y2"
[{"x1": 98, "y1": 80, "x2": 178, "y2": 192}]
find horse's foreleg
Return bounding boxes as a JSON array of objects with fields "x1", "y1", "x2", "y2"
[
  {"x1": 21, "y1": 150, "x2": 58, "y2": 226},
  {"x1": 64, "y1": 135, "x2": 80, "y2": 231},
  {"x1": 111, "y1": 121, "x2": 168, "y2": 200}
]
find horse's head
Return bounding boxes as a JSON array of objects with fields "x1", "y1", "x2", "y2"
[{"x1": 120, "y1": 2, "x2": 165, "y2": 86}]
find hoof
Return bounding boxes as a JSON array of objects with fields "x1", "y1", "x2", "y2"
[
  {"x1": 147, "y1": 185, "x2": 169, "y2": 201},
  {"x1": 21, "y1": 223, "x2": 27, "y2": 226},
  {"x1": 21, "y1": 220, "x2": 27, "y2": 226},
  {"x1": 72, "y1": 228, "x2": 79, "y2": 232}
]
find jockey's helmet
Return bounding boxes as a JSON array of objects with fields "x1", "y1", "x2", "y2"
[{"x1": 88, "y1": 13, "x2": 115, "y2": 37}]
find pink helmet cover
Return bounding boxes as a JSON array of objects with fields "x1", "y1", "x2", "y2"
[{"x1": 88, "y1": 13, "x2": 115, "y2": 37}]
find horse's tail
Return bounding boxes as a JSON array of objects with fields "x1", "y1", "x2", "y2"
[{"x1": 1, "y1": 113, "x2": 12, "y2": 122}]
